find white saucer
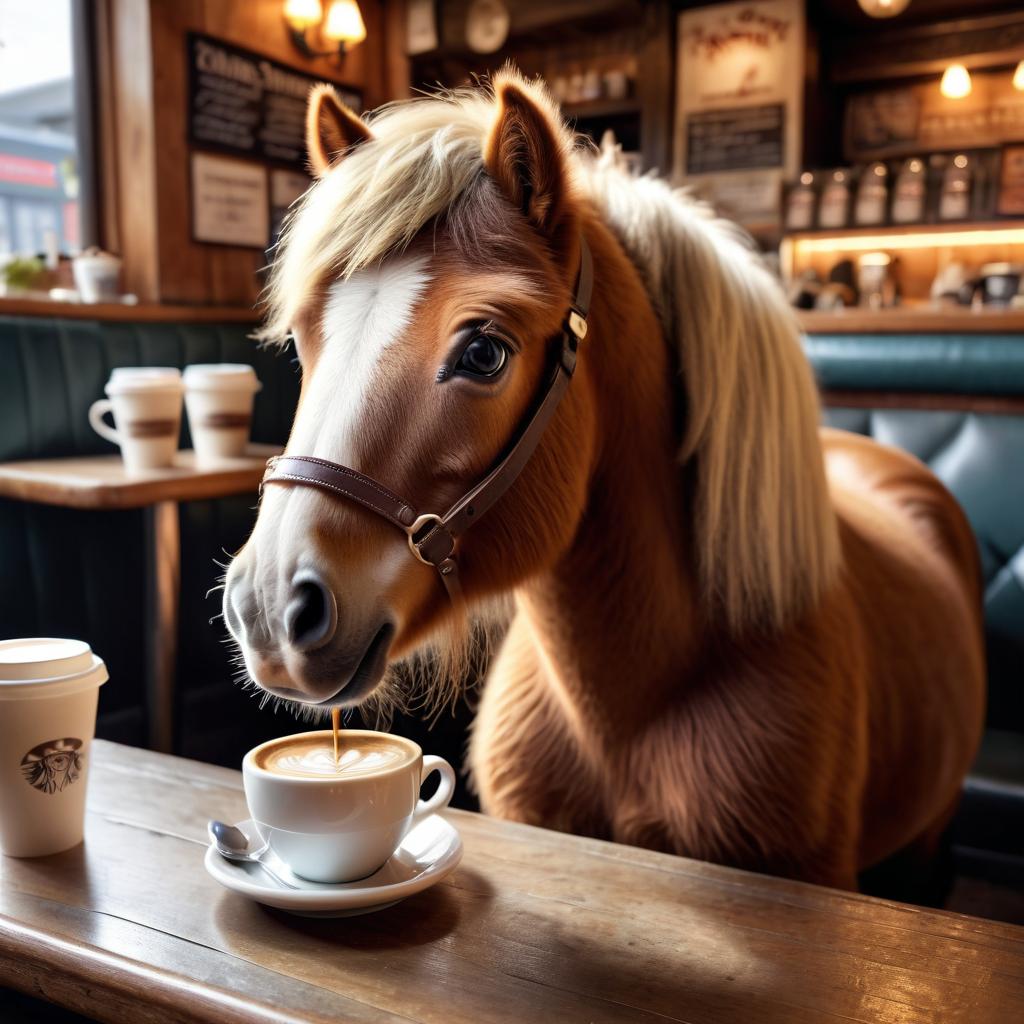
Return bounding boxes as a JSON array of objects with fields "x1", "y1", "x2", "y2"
[{"x1": 204, "y1": 815, "x2": 462, "y2": 917}]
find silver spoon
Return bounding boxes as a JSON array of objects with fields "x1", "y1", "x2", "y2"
[{"x1": 208, "y1": 820, "x2": 298, "y2": 889}]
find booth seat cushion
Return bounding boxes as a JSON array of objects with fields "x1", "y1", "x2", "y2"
[
  {"x1": 806, "y1": 332, "x2": 1024, "y2": 875},
  {"x1": 0, "y1": 315, "x2": 301, "y2": 754},
  {"x1": 807, "y1": 333, "x2": 1024, "y2": 395},
  {"x1": 822, "y1": 406, "x2": 1024, "y2": 732}
]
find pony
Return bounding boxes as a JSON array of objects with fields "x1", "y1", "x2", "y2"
[{"x1": 222, "y1": 70, "x2": 985, "y2": 889}]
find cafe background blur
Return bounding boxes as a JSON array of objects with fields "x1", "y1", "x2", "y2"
[{"x1": 1, "y1": 0, "x2": 1024, "y2": 927}]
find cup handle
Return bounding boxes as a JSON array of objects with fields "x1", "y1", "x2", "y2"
[
  {"x1": 412, "y1": 755, "x2": 456, "y2": 825},
  {"x1": 88, "y1": 398, "x2": 121, "y2": 447}
]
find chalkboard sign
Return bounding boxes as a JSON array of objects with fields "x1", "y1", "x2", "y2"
[
  {"x1": 685, "y1": 104, "x2": 785, "y2": 176},
  {"x1": 187, "y1": 32, "x2": 362, "y2": 168}
]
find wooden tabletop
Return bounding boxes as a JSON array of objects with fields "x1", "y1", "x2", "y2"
[
  {"x1": 1, "y1": 742, "x2": 1022, "y2": 1023},
  {"x1": 0, "y1": 445, "x2": 280, "y2": 510}
]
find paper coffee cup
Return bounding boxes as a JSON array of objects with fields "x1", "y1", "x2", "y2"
[
  {"x1": 88, "y1": 367, "x2": 184, "y2": 473},
  {"x1": 183, "y1": 364, "x2": 261, "y2": 464},
  {"x1": 0, "y1": 639, "x2": 108, "y2": 857}
]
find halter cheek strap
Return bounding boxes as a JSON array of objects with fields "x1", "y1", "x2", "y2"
[{"x1": 261, "y1": 235, "x2": 594, "y2": 603}]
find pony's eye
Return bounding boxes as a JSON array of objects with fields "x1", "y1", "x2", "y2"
[{"x1": 456, "y1": 334, "x2": 508, "y2": 379}]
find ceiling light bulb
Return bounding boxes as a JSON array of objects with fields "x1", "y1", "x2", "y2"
[
  {"x1": 1014, "y1": 60, "x2": 1024, "y2": 92},
  {"x1": 856, "y1": 0, "x2": 910, "y2": 17},
  {"x1": 940, "y1": 64, "x2": 972, "y2": 100}
]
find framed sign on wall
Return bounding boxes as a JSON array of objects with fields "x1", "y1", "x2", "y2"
[
  {"x1": 186, "y1": 32, "x2": 357, "y2": 251},
  {"x1": 187, "y1": 33, "x2": 362, "y2": 165},
  {"x1": 191, "y1": 153, "x2": 269, "y2": 249},
  {"x1": 673, "y1": 0, "x2": 804, "y2": 227}
]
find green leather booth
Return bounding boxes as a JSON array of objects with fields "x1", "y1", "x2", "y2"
[
  {"x1": 0, "y1": 315, "x2": 302, "y2": 763},
  {"x1": 806, "y1": 332, "x2": 1024, "y2": 881}
]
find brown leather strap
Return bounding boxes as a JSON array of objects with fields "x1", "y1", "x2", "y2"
[
  {"x1": 262, "y1": 235, "x2": 594, "y2": 603},
  {"x1": 262, "y1": 455, "x2": 417, "y2": 531}
]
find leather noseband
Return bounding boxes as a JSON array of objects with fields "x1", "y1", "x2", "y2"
[{"x1": 261, "y1": 236, "x2": 594, "y2": 604}]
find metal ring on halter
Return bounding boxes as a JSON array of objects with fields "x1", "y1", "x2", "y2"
[{"x1": 405, "y1": 513, "x2": 448, "y2": 565}]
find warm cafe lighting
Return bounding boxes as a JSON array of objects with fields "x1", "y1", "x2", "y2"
[
  {"x1": 284, "y1": 0, "x2": 365, "y2": 57},
  {"x1": 283, "y1": 0, "x2": 322, "y2": 30},
  {"x1": 1014, "y1": 60, "x2": 1024, "y2": 92},
  {"x1": 856, "y1": 0, "x2": 911, "y2": 17},
  {"x1": 790, "y1": 226, "x2": 1024, "y2": 256},
  {"x1": 323, "y1": 0, "x2": 366, "y2": 45},
  {"x1": 941, "y1": 64, "x2": 972, "y2": 100}
]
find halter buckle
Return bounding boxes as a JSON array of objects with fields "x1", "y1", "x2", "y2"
[
  {"x1": 567, "y1": 309, "x2": 588, "y2": 341},
  {"x1": 406, "y1": 513, "x2": 455, "y2": 566}
]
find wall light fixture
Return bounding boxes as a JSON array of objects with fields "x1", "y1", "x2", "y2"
[{"x1": 284, "y1": 0, "x2": 366, "y2": 58}]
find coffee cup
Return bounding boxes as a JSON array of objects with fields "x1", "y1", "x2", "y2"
[
  {"x1": 242, "y1": 730, "x2": 456, "y2": 883},
  {"x1": 0, "y1": 638, "x2": 108, "y2": 857},
  {"x1": 183, "y1": 364, "x2": 261, "y2": 465},
  {"x1": 88, "y1": 367, "x2": 183, "y2": 473}
]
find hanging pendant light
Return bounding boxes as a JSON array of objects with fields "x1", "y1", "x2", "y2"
[
  {"x1": 1014, "y1": 60, "x2": 1024, "y2": 92},
  {"x1": 941, "y1": 64, "x2": 972, "y2": 100},
  {"x1": 857, "y1": 0, "x2": 911, "y2": 17}
]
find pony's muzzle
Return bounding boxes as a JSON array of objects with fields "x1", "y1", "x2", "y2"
[{"x1": 283, "y1": 569, "x2": 338, "y2": 653}]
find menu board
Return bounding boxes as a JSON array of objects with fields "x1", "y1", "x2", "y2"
[
  {"x1": 686, "y1": 104, "x2": 785, "y2": 175},
  {"x1": 187, "y1": 32, "x2": 362, "y2": 168},
  {"x1": 673, "y1": 0, "x2": 803, "y2": 225}
]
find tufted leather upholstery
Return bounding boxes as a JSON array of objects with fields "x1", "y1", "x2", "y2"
[
  {"x1": 806, "y1": 333, "x2": 1024, "y2": 877},
  {"x1": 0, "y1": 315, "x2": 302, "y2": 760}
]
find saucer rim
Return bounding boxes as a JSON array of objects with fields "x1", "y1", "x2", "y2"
[{"x1": 203, "y1": 813, "x2": 462, "y2": 909}]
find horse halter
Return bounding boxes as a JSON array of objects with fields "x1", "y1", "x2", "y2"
[{"x1": 261, "y1": 236, "x2": 594, "y2": 604}]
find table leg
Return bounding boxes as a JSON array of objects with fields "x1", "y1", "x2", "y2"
[{"x1": 143, "y1": 501, "x2": 180, "y2": 754}]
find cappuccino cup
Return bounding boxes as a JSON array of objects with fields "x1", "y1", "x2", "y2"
[
  {"x1": 183, "y1": 364, "x2": 261, "y2": 465},
  {"x1": 242, "y1": 730, "x2": 455, "y2": 883},
  {"x1": 88, "y1": 367, "x2": 183, "y2": 473},
  {"x1": 0, "y1": 638, "x2": 108, "y2": 857}
]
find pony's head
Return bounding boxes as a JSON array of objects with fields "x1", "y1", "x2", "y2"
[{"x1": 223, "y1": 72, "x2": 598, "y2": 711}]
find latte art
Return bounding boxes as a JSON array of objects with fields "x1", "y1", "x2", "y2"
[
  {"x1": 253, "y1": 732, "x2": 414, "y2": 779},
  {"x1": 268, "y1": 744, "x2": 407, "y2": 778}
]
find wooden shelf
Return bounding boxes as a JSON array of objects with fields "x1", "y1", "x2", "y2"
[
  {"x1": 0, "y1": 297, "x2": 261, "y2": 323},
  {"x1": 797, "y1": 306, "x2": 1024, "y2": 333},
  {"x1": 562, "y1": 98, "x2": 641, "y2": 119},
  {"x1": 785, "y1": 221, "x2": 1024, "y2": 241}
]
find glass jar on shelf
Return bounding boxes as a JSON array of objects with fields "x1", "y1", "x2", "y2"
[
  {"x1": 891, "y1": 157, "x2": 927, "y2": 224},
  {"x1": 939, "y1": 153, "x2": 973, "y2": 221},
  {"x1": 818, "y1": 169, "x2": 853, "y2": 229},
  {"x1": 785, "y1": 172, "x2": 817, "y2": 231}
]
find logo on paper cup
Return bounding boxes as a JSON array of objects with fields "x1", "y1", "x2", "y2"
[{"x1": 21, "y1": 738, "x2": 84, "y2": 794}]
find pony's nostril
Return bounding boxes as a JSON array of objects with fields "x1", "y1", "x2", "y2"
[{"x1": 284, "y1": 572, "x2": 338, "y2": 652}]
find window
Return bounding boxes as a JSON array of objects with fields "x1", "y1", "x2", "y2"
[{"x1": 0, "y1": 0, "x2": 83, "y2": 259}]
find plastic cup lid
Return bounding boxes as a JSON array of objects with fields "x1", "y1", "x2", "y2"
[
  {"x1": 0, "y1": 638, "x2": 108, "y2": 696},
  {"x1": 107, "y1": 366, "x2": 183, "y2": 395},
  {"x1": 183, "y1": 363, "x2": 261, "y2": 393}
]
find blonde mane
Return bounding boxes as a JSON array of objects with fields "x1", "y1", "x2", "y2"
[
  {"x1": 264, "y1": 72, "x2": 839, "y2": 634},
  {"x1": 580, "y1": 152, "x2": 840, "y2": 632}
]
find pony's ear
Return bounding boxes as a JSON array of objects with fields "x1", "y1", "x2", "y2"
[
  {"x1": 484, "y1": 78, "x2": 569, "y2": 237},
  {"x1": 306, "y1": 83, "x2": 372, "y2": 176}
]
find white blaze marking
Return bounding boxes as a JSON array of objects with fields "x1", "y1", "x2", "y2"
[{"x1": 288, "y1": 256, "x2": 431, "y2": 461}]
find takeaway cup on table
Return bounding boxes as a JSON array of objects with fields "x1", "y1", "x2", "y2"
[
  {"x1": 0, "y1": 638, "x2": 108, "y2": 857},
  {"x1": 88, "y1": 367, "x2": 184, "y2": 473},
  {"x1": 183, "y1": 364, "x2": 262, "y2": 465}
]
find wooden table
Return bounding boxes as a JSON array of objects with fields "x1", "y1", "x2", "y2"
[
  {"x1": 0, "y1": 447, "x2": 279, "y2": 753},
  {"x1": 1, "y1": 741, "x2": 1022, "y2": 1023}
]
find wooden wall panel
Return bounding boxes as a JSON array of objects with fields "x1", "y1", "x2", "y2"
[{"x1": 102, "y1": 0, "x2": 391, "y2": 307}]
